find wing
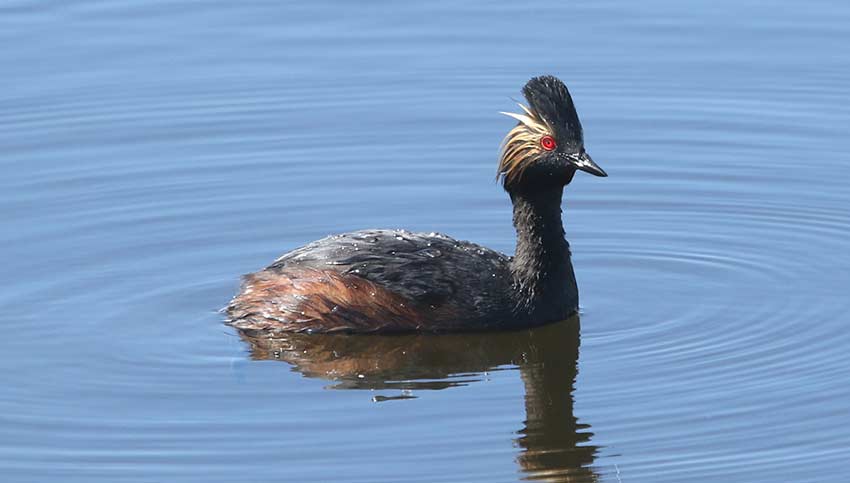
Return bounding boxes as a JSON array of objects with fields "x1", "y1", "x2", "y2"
[{"x1": 267, "y1": 229, "x2": 512, "y2": 314}]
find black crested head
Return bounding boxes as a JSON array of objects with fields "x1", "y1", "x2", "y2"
[
  {"x1": 522, "y1": 75, "x2": 583, "y2": 150},
  {"x1": 498, "y1": 75, "x2": 607, "y2": 190}
]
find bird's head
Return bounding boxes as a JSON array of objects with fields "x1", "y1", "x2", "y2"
[{"x1": 497, "y1": 75, "x2": 606, "y2": 191}]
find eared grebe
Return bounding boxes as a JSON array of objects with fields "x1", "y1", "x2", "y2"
[{"x1": 226, "y1": 75, "x2": 606, "y2": 333}]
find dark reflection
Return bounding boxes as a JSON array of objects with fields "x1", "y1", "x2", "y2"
[{"x1": 237, "y1": 316, "x2": 598, "y2": 482}]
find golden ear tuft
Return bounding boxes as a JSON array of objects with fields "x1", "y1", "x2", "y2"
[{"x1": 497, "y1": 103, "x2": 553, "y2": 186}]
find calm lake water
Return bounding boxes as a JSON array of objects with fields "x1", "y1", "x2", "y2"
[{"x1": 2, "y1": 1, "x2": 850, "y2": 482}]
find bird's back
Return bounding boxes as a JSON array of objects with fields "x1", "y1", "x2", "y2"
[{"x1": 226, "y1": 229, "x2": 513, "y2": 333}]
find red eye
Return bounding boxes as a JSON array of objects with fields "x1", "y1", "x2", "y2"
[{"x1": 540, "y1": 135, "x2": 557, "y2": 151}]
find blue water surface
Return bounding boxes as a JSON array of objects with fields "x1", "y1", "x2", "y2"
[{"x1": 2, "y1": 1, "x2": 850, "y2": 482}]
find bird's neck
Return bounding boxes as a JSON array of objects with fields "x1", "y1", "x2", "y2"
[{"x1": 509, "y1": 186, "x2": 578, "y2": 322}]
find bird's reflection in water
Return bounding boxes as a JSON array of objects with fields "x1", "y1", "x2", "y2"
[{"x1": 237, "y1": 315, "x2": 598, "y2": 482}]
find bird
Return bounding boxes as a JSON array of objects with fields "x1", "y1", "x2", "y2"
[{"x1": 226, "y1": 75, "x2": 607, "y2": 334}]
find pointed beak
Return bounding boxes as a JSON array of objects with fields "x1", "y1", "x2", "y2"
[{"x1": 566, "y1": 151, "x2": 607, "y2": 177}]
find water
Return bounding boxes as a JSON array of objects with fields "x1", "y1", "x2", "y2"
[{"x1": 2, "y1": 1, "x2": 849, "y2": 481}]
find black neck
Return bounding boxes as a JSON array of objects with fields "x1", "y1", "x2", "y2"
[{"x1": 508, "y1": 186, "x2": 578, "y2": 322}]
